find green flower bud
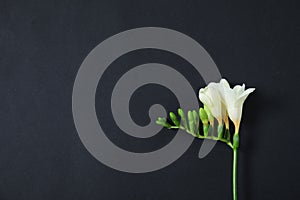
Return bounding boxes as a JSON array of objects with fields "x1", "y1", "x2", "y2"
[
  {"x1": 155, "y1": 117, "x2": 164, "y2": 125},
  {"x1": 156, "y1": 117, "x2": 172, "y2": 129},
  {"x1": 226, "y1": 129, "x2": 231, "y2": 141},
  {"x1": 178, "y1": 108, "x2": 188, "y2": 130},
  {"x1": 169, "y1": 112, "x2": 180, "y2": 127},
  {"x1": 204, "y1": 105, "x2": 214, "y2": 126},
  {"x1": 218, "y1": 124, "x2": 224, "y2": 139},
  {"x1": 199, "y1": 108, "x2": 208, "y2": 125},
  {"x1": 203, "y1": 125, "x2": 209, "y2": 137},
  {"x1": 192, "y1": 110, "x2": 199, "y2": 135},
  {"x1": 188, "y1": 111, "x2": 195, "y2": 135}
]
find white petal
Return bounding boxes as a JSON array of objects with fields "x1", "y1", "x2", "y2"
[
  {"x1": 199, "y1": 85, "x2": 223, "y2": 119},
  {"x1": 221, "y1": 102, "x2": 227, "y2": 119},
  {"x1": 233, "y1": 85, "x2": 245, "y2": 95},
  {"x1": 241, "y1": 84, "x2": 245, "y2": 91},
  {"x1": 220, "y1": 79, "x2": 230, "y2": 89},
  {"x1": 227, "y1": 105, "x2": 243, "y2": 122},
  {"x1": 222, "y1": 86, "x2": 235, "y2": 107},
  {"x1": 236, "y1": 88, "x2": 255, "y2": 105},
  {"x1": 207, "y1": 82, "x2": 219, "y2": 88},
  {"x1": 199, "y1": 91, "x2": 213, "y2": 106}
]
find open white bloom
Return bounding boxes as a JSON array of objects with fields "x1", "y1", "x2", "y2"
[
  {"x1": 199, "y1": 82, "x2": 226, "y2": 124},
  {"x1": 219, "y1": 79, "x2": 255, "y2": 132}
]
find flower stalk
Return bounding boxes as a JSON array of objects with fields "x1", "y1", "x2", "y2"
[{"x1": 233, "y1": 147, "x2": 238, "y2": 200}]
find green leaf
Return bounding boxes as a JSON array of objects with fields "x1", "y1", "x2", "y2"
[
  {"x1": 178, "y1": 108, "x2": 188, "y2": 130},
  {"x1": 169, "y1": 112, "x2": 180, "y2": 127}
]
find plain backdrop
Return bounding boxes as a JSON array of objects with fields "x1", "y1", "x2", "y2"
[{"x1": 0, "y1": 0, "x2": 299, "y2": 199}]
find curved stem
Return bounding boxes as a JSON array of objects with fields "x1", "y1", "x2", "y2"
[
  {"x1": 233, "y1": 148, "x2": 238, "y2": 200},
  {"x1": 169, "y1": 126, "x2": 234, "y2": 149}
]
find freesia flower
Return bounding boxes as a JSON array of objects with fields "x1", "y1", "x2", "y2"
[
  {"x1": 199, "y1": 83, "x2": 226, "y2": 125},
  {"x1": 219, "y1": 79, "x2": 255, "y2": 133},
  {"x1": 157, "y1": 78, "x2": 255, "y2": 200}
]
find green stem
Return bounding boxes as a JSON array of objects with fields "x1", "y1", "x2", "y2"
[
  {"x1": 169, "y1": 126, "x2": 234, "y2": 148},
  {"x1": 233, "y1": 148, "x2": 238, "y2": 200}
]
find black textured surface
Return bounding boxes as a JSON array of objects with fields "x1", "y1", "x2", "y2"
[{"x1": 0, "y1": 1, "x2": 299, "y2": 199}]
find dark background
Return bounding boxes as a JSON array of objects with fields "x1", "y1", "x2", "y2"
[{"x1": 0, "y1": 0, "x2": 299, "y2": 199}]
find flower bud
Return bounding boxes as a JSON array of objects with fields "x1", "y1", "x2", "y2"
[
  {"x1": 178, "y1": 108, "x2": 188, "y2": 130},
  {"x1": 203, "y1": 125, "x2": 209, "y2": 137},
  {"x1": 156, "y1": 117, "x2": 172, "y2": 129},
  {"x1": 204, "y1": 105, "x2": 214, "y2": 126},
  {"x1": 218, "y1": 123, "x2": 224, "y2": 139},
  {"x1": 192, "y1": 110, "x2": 200, "y2": 135},
  {"x1": 225, "y1": 129, "x2": 231, "y2": 141},
  {"x1": 188, "y1": 111, "x2": 195, "y2": 135},
  {"x1": 169, "y1": 112, "x2": 180, "y2": 127},
  {"x1": 199, "y1": 108, "x2": 208, "y2": 125}
]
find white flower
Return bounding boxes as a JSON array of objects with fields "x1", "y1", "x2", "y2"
[
  {"x1": 199, "y1": 83, "x2": 226, "y2": 124},
  {"x1": 219, "y1": 79, "x2": 255, "y2": 132}
]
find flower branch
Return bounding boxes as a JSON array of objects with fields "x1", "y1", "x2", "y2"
[{"x1": 156, "y1": 78, "x2": 255, "y2": 200}]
